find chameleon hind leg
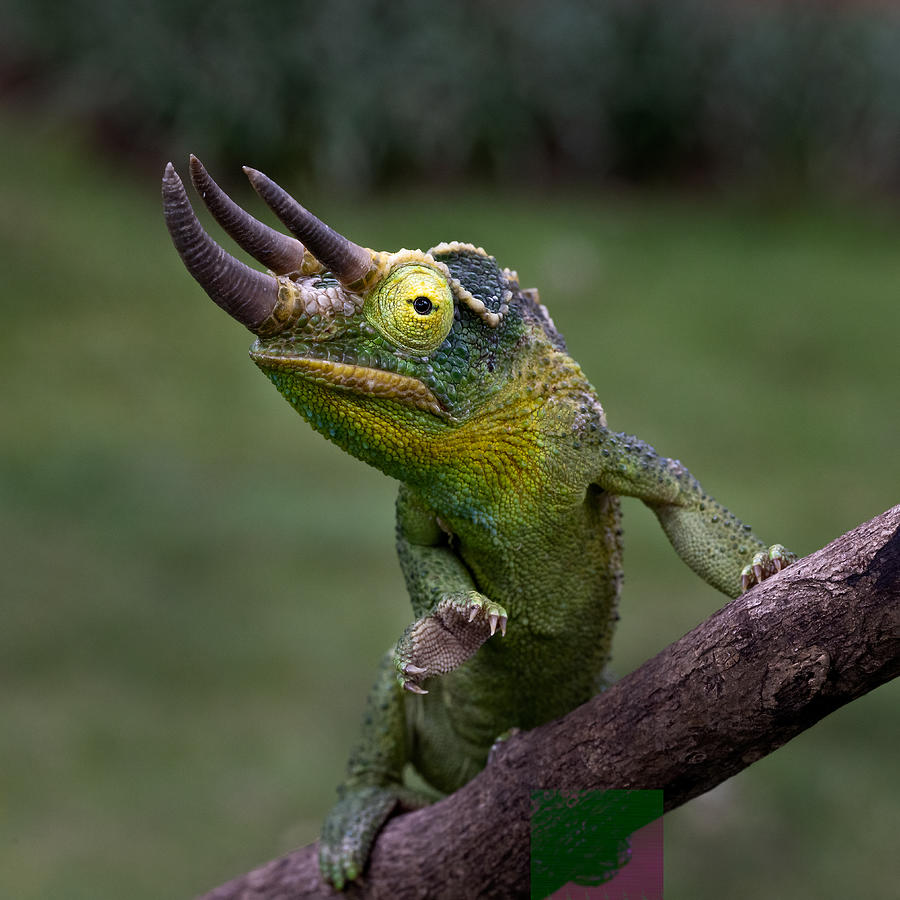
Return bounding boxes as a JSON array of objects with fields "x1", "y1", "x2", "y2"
[{"x1": 318, "y1": 651, "x2": 435, "y2": 890}]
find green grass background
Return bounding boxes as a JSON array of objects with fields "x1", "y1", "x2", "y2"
[{"x1": 1, "y1": 114, "x2": 897, "y2": 899}]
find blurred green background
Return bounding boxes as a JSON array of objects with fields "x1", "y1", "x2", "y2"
[{"x1": 1, "y1": 2, "x2": 898, "y2": 898}]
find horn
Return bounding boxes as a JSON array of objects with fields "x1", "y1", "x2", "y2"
[
  {"x1": 243, "y1": 167, "x2": 373, "y2": 287},
  {"x1": 189, "y1": 155, "x2": 305, "y2": 275},
  {"x1": 162, "y1": 162, "x2": 280, "y2": 333}
]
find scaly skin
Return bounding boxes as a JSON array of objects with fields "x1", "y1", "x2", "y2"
[{"x1": 162, "y1": 168, "x2": 795, "y2": 890}]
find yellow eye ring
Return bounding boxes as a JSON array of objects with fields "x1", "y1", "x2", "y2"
[{"x1": 364, "y1": 264, "x2": 454, "y2": 353}]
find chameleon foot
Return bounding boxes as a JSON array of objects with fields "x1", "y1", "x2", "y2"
[
  {"x1": 319, "y1": 782, "x2": 439, "y2": 889},
  {"x1": 740, "y1": 544, "x2": 795, "y2": 592},
  {"x1": 319, "y1": 784, "x2": 398, "y2": 890},
  {"x1": 395, "y1": 591, "x2": 508, "y2": 692}
]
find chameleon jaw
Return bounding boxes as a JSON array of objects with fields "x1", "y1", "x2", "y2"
[{"x1": 250, "y1": 351, "x2": 447, "y2": 417}]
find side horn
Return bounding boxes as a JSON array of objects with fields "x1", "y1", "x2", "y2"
[
  {"x1": 162, "y1": 163, "x2": 280, "y2": 333},
  {"x1": 188, "y1": 156, "x2": 305, "y2": 275},
  {"x1": 243, "y1": 167, "x2": 373, "y2": 287}
]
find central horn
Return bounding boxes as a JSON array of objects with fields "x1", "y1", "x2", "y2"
[{"x1": 162, "y1": 163, "x2": 281, "y2": 334}]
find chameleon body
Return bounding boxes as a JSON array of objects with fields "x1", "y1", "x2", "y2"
[{"x1": 162, "y1": 159, "x2": 794, "y2": 889}]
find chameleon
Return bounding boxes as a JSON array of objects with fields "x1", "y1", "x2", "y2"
[{"x1": 162, "y1": 157, "x2": 795, "y2": 890}]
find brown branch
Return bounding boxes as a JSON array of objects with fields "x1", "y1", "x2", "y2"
[{"x1": 200, "y1": 505, "x2": 900, "y2": 900}]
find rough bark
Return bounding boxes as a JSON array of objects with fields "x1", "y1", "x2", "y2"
[{"x1": 200, "y1": 505, "x2": 900, "y2": 900}]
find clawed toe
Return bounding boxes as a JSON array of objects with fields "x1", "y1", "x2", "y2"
[
  {"x1": 394, "y1": 592, "x2": 508, "y2": 690},
  {"x1": 740, "y1": 543, "x2": 796, "y2": 592}
]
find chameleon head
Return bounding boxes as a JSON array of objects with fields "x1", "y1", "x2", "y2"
[{"x1": 162, "y1": 159, "x2": 587, "y2": 484}]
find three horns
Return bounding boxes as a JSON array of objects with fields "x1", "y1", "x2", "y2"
[{"x1": 162, "y1": 158, "x2": 373, "y2": 333}]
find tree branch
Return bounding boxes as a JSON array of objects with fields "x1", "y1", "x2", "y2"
[{"x1": 200, "y1": 505, "x2": 900, "y2": 900}]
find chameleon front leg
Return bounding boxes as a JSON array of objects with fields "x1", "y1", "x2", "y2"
[
  {"x1": 593, "y1": 431, "x2": 795, "y2": 598},
  {"x1": 319, "y1": 485, "x2": 504, "y2": 889},
  {"x1": 319, "y1": 652, "x2": 435, "y2": 890},
  {"x1": 394, "y1": 485, "x2": 507, "y2": 693}
]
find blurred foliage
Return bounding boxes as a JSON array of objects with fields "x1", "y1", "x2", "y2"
[
  {"x1": 2, "y1": 0, "x2": 899, "y2": 192},
  {"x1": 1, "y1": 111, "x2": 898, "y2": 899}
]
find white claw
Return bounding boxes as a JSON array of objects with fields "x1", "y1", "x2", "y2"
[
  {"x1": 488, "y1": 613, "x2": 499, "y2": 636},
  {"x1": 741, "y1": 572, "x2": 752, "y2": 592},
  {"x1": 773, "y1": 557, "x2": 784, "y2": 572},
  {"x1": 753, "y1": 564, "x2": 764, "y2": 584},
  {"x1": 403, "y1": 663, "x2": 427, "y2": 676},
  {"x1": 468, "y1": 606, "x2": 479, "y2": 622},
  {"x1": 403, "y1": 682, "x2": 428, "y2": 695},
  {"x1": 499, "y1": 616, "x2": 508, "y2": 637}
]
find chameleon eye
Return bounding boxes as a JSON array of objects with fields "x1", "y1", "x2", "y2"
[{"x1": 364, "y1": 264, "x2": 454, "y2": 353}]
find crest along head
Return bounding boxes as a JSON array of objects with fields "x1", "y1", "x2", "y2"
[{"x1": 163, "y1": 162, "x2": 584, "y2": 479}]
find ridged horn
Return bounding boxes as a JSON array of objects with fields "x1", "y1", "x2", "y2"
[
  {"x1": 243, "y1": 167, "x2": 373, "y2": 287},
  {"x1": 189, "y1": 155, "x2": 306, "y2": 275},
  {"x1": 162, "y1": 162, "x2": 280, "y2": 333}
]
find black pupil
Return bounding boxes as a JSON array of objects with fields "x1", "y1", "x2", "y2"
[{"x1": 412, "y1": 296, "x2": 433, "y2": 315}]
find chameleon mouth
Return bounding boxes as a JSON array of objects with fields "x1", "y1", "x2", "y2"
[{"x1": 250, "y1": 350, "x2": 446, "y2": 417}]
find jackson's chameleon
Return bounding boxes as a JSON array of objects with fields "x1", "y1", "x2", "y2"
[{"x1": 162, "y1": 158, "x2": 795, "y2": 890}]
